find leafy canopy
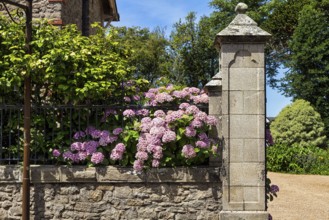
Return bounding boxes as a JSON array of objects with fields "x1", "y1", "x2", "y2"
[{"x1": 0, "y1": 16, "x2": 148, "y2": 105}]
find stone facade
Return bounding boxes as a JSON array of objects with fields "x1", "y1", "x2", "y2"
[
  {"x1": 0, "y1": 0, "x2": 119, "y2": 29},
  {"x1": 0, "y1": 166, "x2": 221, "y2": 220}
]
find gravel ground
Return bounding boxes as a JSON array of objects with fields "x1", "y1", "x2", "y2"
[{"x1": 267, "y1": 172, "x2": 329, "y2": 220}]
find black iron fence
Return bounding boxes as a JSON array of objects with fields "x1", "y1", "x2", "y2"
[{"x1": 0, "y1": 104, "x2": 208, "y2": 164}]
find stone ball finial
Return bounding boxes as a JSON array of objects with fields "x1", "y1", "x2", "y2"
[{"x1": 235, "y1": 2, "x2": 248, "y2": 14}]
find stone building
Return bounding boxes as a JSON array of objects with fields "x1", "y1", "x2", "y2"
[{"x1": 0, "y1": 0, "x2": 119, "y2": 34}]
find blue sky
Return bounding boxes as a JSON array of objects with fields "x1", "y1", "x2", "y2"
[{"x1": 113, "y1": 0, "x2": 292, "y2": 117}]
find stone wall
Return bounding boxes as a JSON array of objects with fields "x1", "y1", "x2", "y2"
[{"x1": 0, "y1": 166, "x2": 222, "y2": 220}]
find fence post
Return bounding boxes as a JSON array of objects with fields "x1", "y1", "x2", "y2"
[{"x1": 215, "y1": 3, "x2": 271, "y2": 219}]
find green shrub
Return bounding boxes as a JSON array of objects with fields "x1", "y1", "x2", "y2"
[
  {"x1": 267, "y1": 144, "x2": 329, "y2": 175},
  {"x1": 270, "y1": 99, "x2": 327, "y2": 148}
]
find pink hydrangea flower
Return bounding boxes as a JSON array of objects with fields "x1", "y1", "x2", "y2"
[
  {"x1": 182, "y1": 144, "x2": 196, "y2": 158},
  {"x1": 154, "y1": 110, "x2": 166, "y2": 118},
  {"x1": 162, "y1": 130, "x2": 176, "y2": 143},
  {"x1": 179, "y1": 103, "x2": 190, "y2": 110},
  {"x1": 136, "y1": 151, "x2": 149, "y2": 161},
  {"x1": 196, "y1": 140, "x2": 210, "y2": 148},
  {"x1": 123, "y1": 109, "x2": 136, "y2": 117},
  {"x1": 124, "y1": 96, "x2": 131, "y2": 102},
  {"x1": 152, "y1": 117, "x2": 166, "y2": 127},
  {"x1": 152, "y1": 159, "x2": 160, "y2": 168},
  {"x1": 206, "y1": 116, "x2": 217, "y2": 126},
  {"x1": 185, "y1": 126, "x2": 197, "y2": 137},
  {"x1": 186, "y1": 105, "x2": 200, "y2": 115},
  {"x1": 91, "y1": 152, "x2": 104, "y2": 164},
  {"x1": 133, "y1": 160, "x2": 144, "y2": 172}
]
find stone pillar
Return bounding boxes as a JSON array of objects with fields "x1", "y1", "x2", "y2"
[{"x1": 215, "y1": 3, "x2": 271, "y2": 220}]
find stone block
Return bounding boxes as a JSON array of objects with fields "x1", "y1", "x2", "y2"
[
  {"x1": 0, "y1": 166, "x2": 21, "y2": 183},
  {"x1": 96, "y1": 167, "x2": 145, "y2": 182},
  {"x1": 60, "y1": 166, "x2": 96, "y2": 182},
  {"x1": 230, "y1": 139, "x2": 265, "y2": 163},
  {"x1": 208, "y1": 96, "x2": 222, "y2": 115},
  {"x1": 229, "y1": 115, "x2": 265, "y2": 139},
  {"x1": 146, "y1": 167, "x2": 187, "y2": 182},
  {"x1": 30, "y1": 165, "x2": 60, "y2": 183},
  {"x1": 229, "y1": 68, "x2": 264, "y2": 91},
  {"x1": 228, "y1": 163, "x2": 265, "y2": 186},
  {"x1": 220, "y1": 211, "x2": 269, "y2": 220},
  {"x1": 222, "y1": 186, "x2": 266, "y2": 211},
  {"x1": 243, "y1": 90, "x2": 264, "y2": 114}
]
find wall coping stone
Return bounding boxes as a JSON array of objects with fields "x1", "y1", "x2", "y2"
[{"x1": 0, "y1": 165, "x2": 220, "y2": 184}]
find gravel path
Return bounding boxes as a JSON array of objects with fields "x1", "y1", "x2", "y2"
[{"x1": 267, "y1": 172, "x2": 329, "y2": 220}]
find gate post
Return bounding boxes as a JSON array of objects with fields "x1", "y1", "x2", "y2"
[{"x1": 216, "y1": 3, "x2": 271, "y2": 219}]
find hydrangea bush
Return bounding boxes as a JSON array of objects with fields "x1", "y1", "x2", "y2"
[{"x1": 53, "y1": 85, "x2": 220, "y2": 171}]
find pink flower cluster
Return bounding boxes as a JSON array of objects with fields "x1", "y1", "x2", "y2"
[
  {"x1": 133, "y1": 102, "x2": 217, "y2": 171},
  {"x1": 144, "y1": 86, "x2": 209, "y2": 106},
  {"x1": 53, "y1": 126, "x2": 125, "y2": 165},
  {"x1": 53, "y1": 86, "x2": 219, "y2": 172}
]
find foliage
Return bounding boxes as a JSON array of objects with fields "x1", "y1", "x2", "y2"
[
  {"x1": 53, "y1": 86, "x2": 220, "y2": 171},
  {"x1": 270, "y1": 99, "x2": 327, "y2": 148},
  {"x1": 267, "y1": 144, "x2": 329, "y2": 175},
  {"x1": 111, "y1": 26, "x2": 172, "y2": 85},
  {"x1": 0, "y1": 16, "x2": 148, "y2": 105},
  {"x1": 169, "y1": 12, "x2": 218, "y2": 87},
  {"x1": 282, "y1": 0, "x2": 329, "y2": 135}
]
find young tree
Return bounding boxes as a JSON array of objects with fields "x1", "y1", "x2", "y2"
[{"x1": 270, "y1": 99, "x2": 327, "y2": 148}]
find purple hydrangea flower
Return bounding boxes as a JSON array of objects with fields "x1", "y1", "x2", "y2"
[
  {"x1": 136, "y1": 109, "x2": 149, "y2": 117},
  {"x1": 91, "y1": 152, "x2": 104, "y2": 164},
  {"x1": 113, "y1": 128, "x2": 123, "y2": 135},
  {"x1": 270, "y1": 185, "x2": 279, "y2": 193},
  {"x1": 150, "y1": 126, "x2": 166, "y2": 138},
  {"x1": 85, "y1": 141, "x2": 99, "y2": 155},
  {"x1": 63, "y1": 151, "x2": 73, "y2": 160},
  {"x1": 73, "y1": 131, "x2": 86, "y2": 140},
  {"x1": 133, "y1": 95, "x2": 140, "y2": 101},
  {"x1": 52, "y1": 149, "x2": 61, "y2": 157},
  {"x1": 70, "y1": 142, "x2": 82, "y2": 151},
  {"x1": 196, "y1": 140, "x2": 210, "y2": 149},
  {"x1": 185, "y1": 126, "x2": 197, "y2": 137}
]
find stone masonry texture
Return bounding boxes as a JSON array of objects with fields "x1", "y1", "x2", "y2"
[{"x1": 0, "y1": 166, "x2": 222, "y2": 220}]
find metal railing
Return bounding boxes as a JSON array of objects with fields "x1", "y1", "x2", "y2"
[{"x1": 0, "y1": 104, "x2": 208, "y2": 164}]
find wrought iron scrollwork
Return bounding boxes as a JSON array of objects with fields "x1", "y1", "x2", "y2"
[{"x1": 0, "y1": 0, "x2": 27, "y2": 24}]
